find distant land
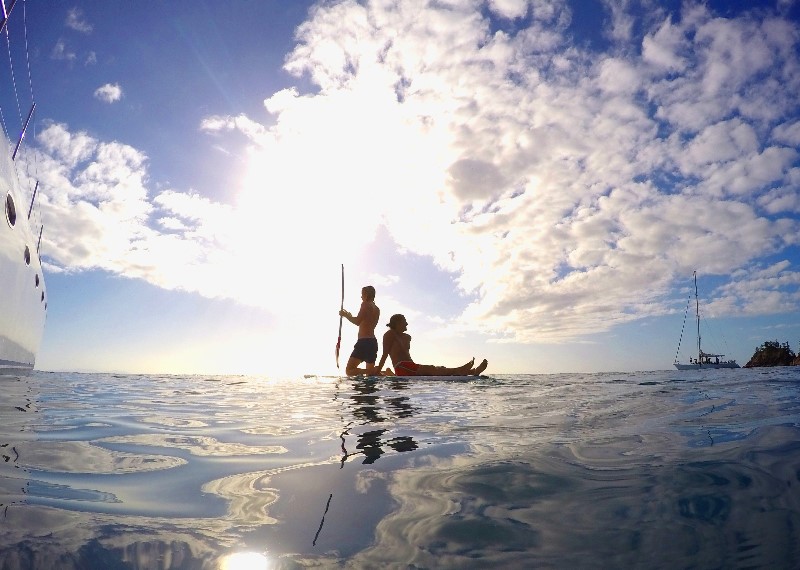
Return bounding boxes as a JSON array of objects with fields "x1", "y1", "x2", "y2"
[{"x1": 744, "y1": 341, "x2": 800, "y2": 368}]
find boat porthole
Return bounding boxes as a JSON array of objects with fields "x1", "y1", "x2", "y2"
[
  {"x1": 41, "y1": 292, "x2": 45, "y2": 302},
  {"x1": 35, "y1": 274, "x2": 39, "y2": 288},
  {"x1": 5, "y1": 192, "x2": 16, "y2": 227},
  {"x1": 24, "y1": 245, "x2": 31, "y2": 265}
]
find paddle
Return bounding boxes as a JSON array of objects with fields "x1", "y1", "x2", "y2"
[{"x1": 335, "y1": 264, "x2": 344, "y2": 368}]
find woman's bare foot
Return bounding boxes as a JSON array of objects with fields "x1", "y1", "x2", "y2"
[
  {"x1": 471, "y1": 359, "x2": 488, "y2": 375},
  {"x1": 453, "y1": 358, "x2": 475, "y2": 375}
]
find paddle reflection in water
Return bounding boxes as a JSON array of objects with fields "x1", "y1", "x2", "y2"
[{"x1": 311, "y1": 377, "x2": 422, "y2": 550}]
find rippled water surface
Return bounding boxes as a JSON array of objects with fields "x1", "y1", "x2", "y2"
[{"x1": 2, "y1": 368, "x2": 800, "y2": 568}]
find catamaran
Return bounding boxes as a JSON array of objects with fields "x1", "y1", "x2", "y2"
[
  {"x1": 673, "y1": 272, "x2": 739, "y2": 370},
  {"x1": 0, "y1": 1, "x2": 47, "y2": 375}
]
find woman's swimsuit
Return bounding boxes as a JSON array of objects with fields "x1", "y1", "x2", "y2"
[{"x1": 394, "y1": 361, "x2": 420, "y2": 376}]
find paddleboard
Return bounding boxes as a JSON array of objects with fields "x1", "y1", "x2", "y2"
[
  {"x1": 303, "y1": 374, "x2": 488, "y2": 381},
  {"x1": 380, "y1": 375, "x2": 488, "y2": 381}
]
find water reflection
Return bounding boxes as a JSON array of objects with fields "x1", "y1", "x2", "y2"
[
  {"x1": 341, "y1": 428, "x2": 419, "y2": 465},
  {"x1": 0, "y1": 375, "x2": 36, "y2": 520},
  {"x1": 3, "y1": 370, "x2": 800, "y2": 568},
  {"x1": 338, "y1": 378, "x2": 420, "y2": 465},
  {"x1": 1, "y1": 373, "x2": 432, "y2": 568},
  {"x1": 306, "y1": 378, "x2": 423, "y2": 552}
]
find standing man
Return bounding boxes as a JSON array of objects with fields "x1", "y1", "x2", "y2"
[{"x1": 339, "y1": 285, "x2": 380, "y2": 376}]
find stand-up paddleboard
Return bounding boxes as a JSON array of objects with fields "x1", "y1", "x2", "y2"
[
  {"x1": 304, "y1": 374, "x2": 490, "y2": 381},
  {"x1": 380, "y1": 375, "x2": 489, "y2": 381}
]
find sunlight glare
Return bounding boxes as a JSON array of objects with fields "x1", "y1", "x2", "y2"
[
  {"x1": 214, "y1": 64, "x2": 478, "y2": 370},
  {"x1": 218, "y1": 551, "x2": 270, "y2": 570}
]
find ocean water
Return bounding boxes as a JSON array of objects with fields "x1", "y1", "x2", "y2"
[{"x1": 2, "y1": 369, "x2": 800, "y2": 569}]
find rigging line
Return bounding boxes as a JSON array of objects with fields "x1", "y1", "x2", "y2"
[
  {"x1": 2, "y1": 4, "x2": 24, "y2": 132},
  {"x1": 21, "y1": 0, "x2": 33, "y2": 104},
  {"x1": 699, "y1": 312, "x2": 730, "y2": 356},
  {"x1": 21, "y1": 0, "x2": 39, "y2": 201},
  {"x1": 11, "y1": 100, "x2": 32, "y2": 159},
  {"x1": 22, "y1": 0, "x2": 38, "y2": 166},
  {"x1": 674, "y1": 293, "x2": 691, "y2": 362},
  {"x1": 0, "y1": 26, "x2": 8, "y2": 140},
  {"x1": 0, "y1": 0, "x2": 18, "y2": 34}
]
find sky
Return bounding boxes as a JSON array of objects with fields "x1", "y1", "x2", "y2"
[{"x1": 3, "y1": 0, "x2": 800, "y2": 377}]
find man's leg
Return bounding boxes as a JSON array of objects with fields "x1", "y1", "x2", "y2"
[
  {"x1": 345, "y1": 357, "x2": 364, "y2": 376},
  {"x1": 346, "y1": 338, "x2": 379, "y2": 376},
  {"x1": 346, "y1": 358, "x2": 382, "y2": 376}
]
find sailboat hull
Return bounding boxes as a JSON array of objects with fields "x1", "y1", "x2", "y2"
[{"x1": 674, "y1": 361, "x2": 740, "y2": 370}]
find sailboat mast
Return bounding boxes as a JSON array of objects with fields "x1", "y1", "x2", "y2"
[{"x1": 694, "y1": 271, "x2": 701, "y2": 363}]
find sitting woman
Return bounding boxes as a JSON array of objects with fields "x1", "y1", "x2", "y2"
[{"x1": 376, "y1": 314, "x2": 488, "y2": 376}]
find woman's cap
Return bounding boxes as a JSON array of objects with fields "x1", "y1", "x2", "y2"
[{"x1": 387, "y1": 314, "x2": 406, "y2": 327}]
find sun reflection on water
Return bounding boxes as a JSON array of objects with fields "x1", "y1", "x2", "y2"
[{"x1": 218, "y1": 551, "x2": 270, "y2": 570}]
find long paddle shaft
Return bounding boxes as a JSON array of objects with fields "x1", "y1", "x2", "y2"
[{"x1": 335, "y1": 264, "x2": 344, "y2": 368}]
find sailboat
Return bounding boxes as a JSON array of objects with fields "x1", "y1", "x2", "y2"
[
  {"x1": 673, "y1": 272, "x2": 739, "y2": 370},
  {"x1": 0, "y1": 1, "x2": 47, "y2": 375}
]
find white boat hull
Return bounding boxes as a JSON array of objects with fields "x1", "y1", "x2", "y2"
[
  {"x1": 674, "y1": 361, "x2": 740, "y2": 370},
  {"x1": 0, "y1": 133, "x2": 47, "y2": 375}
]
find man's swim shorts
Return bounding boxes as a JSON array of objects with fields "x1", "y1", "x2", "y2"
[{"x1": 350, "y1": 337, "x2": 378, "y2": 363}]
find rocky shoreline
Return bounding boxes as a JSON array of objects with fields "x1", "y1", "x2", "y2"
[{"x1": 744, "y1": 340, "x2": 800, "y2": 368}]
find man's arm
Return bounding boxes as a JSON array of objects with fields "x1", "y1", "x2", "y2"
[
  {"x1": 338, "y1": 308, "x2": 356, "y2": 324},
  {"x1": 339, "y1": 301, "x2": 368, "y2": 325}
]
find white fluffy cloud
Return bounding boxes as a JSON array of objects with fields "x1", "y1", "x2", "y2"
[
  {"x1": 33, "y1": 0, "x2": 800, "y2": 344},
  {"x1": 94, "y1": 83, "x2": 123, "y2": 103},
  {"x1": 270, "y1": 0, "x2": 799, "y2": 340}
]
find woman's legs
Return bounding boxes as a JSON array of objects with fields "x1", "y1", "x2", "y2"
[
  {"x1": 418, "y1": 358, "x2": 488, "y2": 376},
  {"x1": 417, "y1": 358, "x2": 475, "y2": 376}
]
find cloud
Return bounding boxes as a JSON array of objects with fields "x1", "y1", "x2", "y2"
[
  {"x1": 30, "y1": 117, "x2": 334, "y2": 326},
  {"x1": 487, "y1": 0, "x2": 528, "y2": 20},
  {"x1": 272, "y1": 0, "x2": 800, "y2": 339},
  {"x1": 31, "y1": 123, "x2": 255, "y2": 312},
  {"x1": 31, "y1": 1, "x2": 800, "y2": 346},
  {"x1": 94, "y1": 83, "x2": 123, "y2": 104},
  {"x1": 715, "y1": 261, "x2": 800, "y2": 316},
  {"x1": 200, "y1": 114, "x2": 266, "y2": 140},
  {"x1": 51, "y1": 39, "x2": 77, "y2": 62},
  {"x1": 66, "y1": 8, "x2": 93, "y2": 34}
]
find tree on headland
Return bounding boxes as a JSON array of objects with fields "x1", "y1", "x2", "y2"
[{"x1": 744, "y1": 340, "x2": 798, "y2": 368}]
